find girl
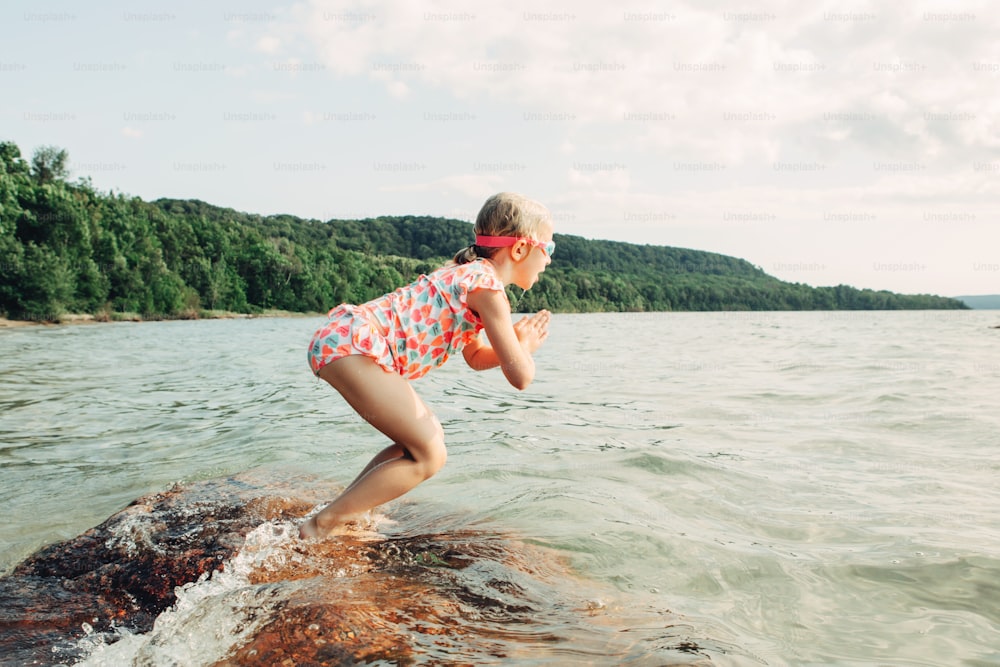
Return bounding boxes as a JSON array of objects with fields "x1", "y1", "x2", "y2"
[{"x1": 300, "y1": 192, "x2": 554, "y2": 539}]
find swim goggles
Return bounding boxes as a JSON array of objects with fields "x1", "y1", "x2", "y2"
[{"x1": 475, "y1": 235, "x2": 555, "y2": 258}]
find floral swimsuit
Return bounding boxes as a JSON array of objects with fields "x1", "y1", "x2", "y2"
[{"x1": 307, "y1": 259, "x2": 508, "y2": 380}]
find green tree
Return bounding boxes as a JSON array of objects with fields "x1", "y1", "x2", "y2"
[
  {"x1": 0, "y1": 139, "x2": 971, "y2": 320},
  {"x1": 30, "y1": 145, "x2": 69, "y2": 185}
]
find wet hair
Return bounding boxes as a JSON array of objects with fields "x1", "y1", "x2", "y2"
[{"x1": 453, "y1": 192, "x2": 552, "y2": 265}]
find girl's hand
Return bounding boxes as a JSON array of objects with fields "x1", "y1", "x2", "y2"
[
  {"x1": 513, "y1": 310, "x2": 551, "y2": 355},
  {"x1": 465, "y1": 291, "x2": 547, "y2": 390}
]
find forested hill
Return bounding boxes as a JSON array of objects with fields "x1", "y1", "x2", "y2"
[
  {"x1": 157, "y1": 198, "x2": 964, "y2": 314},
  {"x1": 0, "y1": 141, "x2": 967, "y2": 321}
]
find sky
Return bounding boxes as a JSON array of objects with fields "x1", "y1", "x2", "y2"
[{"x1": 2, "y1": 0, "x2": 998, "y2": 297}]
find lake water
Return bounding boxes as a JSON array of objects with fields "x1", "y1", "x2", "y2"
[{"x1": 2, "y1": 311, "x2": 999, "y2": 665}]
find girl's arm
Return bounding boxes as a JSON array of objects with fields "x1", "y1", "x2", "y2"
[{"x1": 463, "y1": 288, "x2": 550, "y2": 390}]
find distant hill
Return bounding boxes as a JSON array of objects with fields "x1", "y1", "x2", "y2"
[
  {"x1": 956, "y1": 295, "x2": 1000, "y2": 309},
  {"x1": 241, "y1": 206, "x2": 967, "y2": 313},
  {"x1": 0, "y1": 140, "x2": 969, "y2": 320}
]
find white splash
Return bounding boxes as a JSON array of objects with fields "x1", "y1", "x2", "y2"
[{"x1": 72, "y1": 520, "x2": 301, "y2": 667}]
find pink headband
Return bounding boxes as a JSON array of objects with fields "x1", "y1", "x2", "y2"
[{"x1": 475, "y1": 235, "x2": 520, "y2": 247}]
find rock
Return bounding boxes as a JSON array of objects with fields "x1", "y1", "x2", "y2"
[
  {"x1": 1, "y1": 474, "x2": 317, "y2": 665},
  {"x1": 0, "y1": 471, "x2": 710, "y2": 666}
]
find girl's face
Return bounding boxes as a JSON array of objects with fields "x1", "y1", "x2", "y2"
[{"x1": 511, "y1": 223, "x2": 553, "y2": 290}]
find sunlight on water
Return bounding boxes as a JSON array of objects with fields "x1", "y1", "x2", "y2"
[{"x1": 3, "y1": 311, "x2": 1000, "y2": 665}]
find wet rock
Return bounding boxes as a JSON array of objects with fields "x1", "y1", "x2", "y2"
[
  {"x1": 0, "y1": 471, "x2": 711, "y2": 666},
  {"x1": 0, "y1": 475, "x2": 323, "y2": 665}
]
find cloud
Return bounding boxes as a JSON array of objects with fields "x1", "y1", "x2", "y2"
[
  {"x1": 255, "y1": 35, "x2": 281, "y2": 54},
  {"x1": 269, "y1": 0, "x2": 998, "y2": 169},
  {"x1": 121, "y1": 126, "x2": 143, "y2": 139}
]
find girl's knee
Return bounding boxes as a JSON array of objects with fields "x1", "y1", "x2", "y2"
[
  {"x1": 411, "y1": 420, "x2": 447, "y2": 480},
  {"x1": 427, "y1": 440, "x2": 447, "y2": 477}
]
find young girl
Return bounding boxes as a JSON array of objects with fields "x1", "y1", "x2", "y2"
[{"x1": 300, "y1": 192, "x2": 554, "y2": 539}]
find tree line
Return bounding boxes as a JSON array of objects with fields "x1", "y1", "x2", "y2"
[{"x1": 0, "y1": 141, "x2": 967, "y2": 321}]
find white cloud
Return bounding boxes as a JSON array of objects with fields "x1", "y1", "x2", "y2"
[
  {"x1": 121, "y1": 126, "x2": 143, "y2": 139},
  {"x1": 255, "y1": 35, "x2": 281, "y2": 54},
  {"x1": 273, "y1": 1, "x2": 998, "y2": 168}
]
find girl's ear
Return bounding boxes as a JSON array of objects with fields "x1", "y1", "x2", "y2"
[{"x1": 510, "y1": 239, "x2": 528, "y2": 260}]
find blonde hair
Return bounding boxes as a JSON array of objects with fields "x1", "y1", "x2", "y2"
[{"x1": 453, "y1": 192, "x2": 552, "y2": 264}]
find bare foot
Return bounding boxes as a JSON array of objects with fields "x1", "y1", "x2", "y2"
[
  {"x1": 298, "y1": 515, "x2": 355, "y2": 540},
  {"x1": 299, "y1": 514, "x2": 386, "y2": 541},
  {"x1": 298, "y1": 516, "x2": 320, "y2": 540}
]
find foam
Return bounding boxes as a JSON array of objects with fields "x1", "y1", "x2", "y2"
[{"x1": 72, "y1": 520, "x2": 300, "y2": 667}]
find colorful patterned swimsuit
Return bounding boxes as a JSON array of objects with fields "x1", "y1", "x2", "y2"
[{"x1": 307, "y1": 259, "x2": 508, "y2": 380}]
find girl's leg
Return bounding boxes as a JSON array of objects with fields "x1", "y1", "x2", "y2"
[
  {"x1": 300, "y1": 355, "x2": 447, "y2": 538},
  {"x1": 342, "y1": 443, "x2": 407, "y2": 492}
]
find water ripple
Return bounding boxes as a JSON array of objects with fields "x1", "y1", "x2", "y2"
[{"x1": 2, "y1": 312, "x2": 1000, "y2": 664}]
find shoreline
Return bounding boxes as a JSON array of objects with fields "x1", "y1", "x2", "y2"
[
  {"x1": 0, "y1": 310, "x2": 319, "y2": 329},
  {"x1": 3, "y1": 309, "x2": 994, "y2": 330}
]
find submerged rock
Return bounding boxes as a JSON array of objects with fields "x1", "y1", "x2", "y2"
[{"x1": 0, "y1": 471, "x2": 710, "y2": 666}]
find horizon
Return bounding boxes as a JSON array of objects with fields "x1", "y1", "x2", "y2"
[{"x1": 3, "y1": 0, "x2": 998, "y2": 297}]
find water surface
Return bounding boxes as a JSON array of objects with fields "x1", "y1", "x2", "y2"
[{"x1": 2, "y1": 311, "x2": 999, "y2": 664}]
